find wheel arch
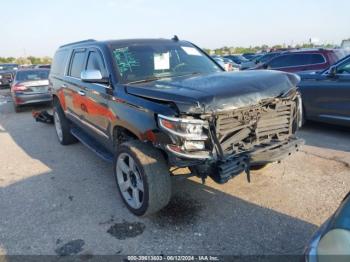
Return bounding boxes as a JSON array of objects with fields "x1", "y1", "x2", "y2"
[{"x1": 112, "y1": 125, "x2": 140, "y2": 148}]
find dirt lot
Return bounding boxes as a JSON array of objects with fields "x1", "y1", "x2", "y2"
[{"x1": 0, "y1": 89, "x2": 349, "y2": 256}]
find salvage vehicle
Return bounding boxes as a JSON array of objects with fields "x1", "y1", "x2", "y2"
[
  {"x1": 304, "y1": 192, "x2": 350, "y2": 262},
  {"x1": 11, "y1": 69, "x2": 51, "y2": 112},
  {"x1": 298, "y1": 55, "x2": 350, "y2": 126},
  {"x1": 50, "y1": 38, "x2": 303, "y2": 216},
  {"x1": 0, "y1": 63, "x2": 18, "y2": 88}
]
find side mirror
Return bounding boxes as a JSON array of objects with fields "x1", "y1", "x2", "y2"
[
  {"x1": 328, "y1": 66, "x2": 337, "y2": 78},
  {"x1": 262, "y1": 63, "x2": 269, "y2": 69},
  {"x1": 81, "y1": 70, "x2": 109, "y2": 84}
]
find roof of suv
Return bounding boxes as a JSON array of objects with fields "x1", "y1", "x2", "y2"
[
  {"x1": 286, "y1": 48, "x2": 335, "y2": 54},
  {"x1": 58, "y1": 38, "x2": 190, "y2": 50}
]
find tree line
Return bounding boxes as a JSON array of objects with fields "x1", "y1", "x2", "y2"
[
  {"x1": 0, "y1": 56, "x2": 52, "y2": 65},
  {"x1": 203, "y1": 43, "x2": 336, "y2": 56}
]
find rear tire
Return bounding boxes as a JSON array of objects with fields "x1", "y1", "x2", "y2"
[
  {"x1": 114, "y1": 141, "x2": 171, "y2": 216},
  {"x1": 53, "y1": 99, "x2": 77, "y2": 145}
]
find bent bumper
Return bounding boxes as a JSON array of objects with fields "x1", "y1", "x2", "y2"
[
  {"x1": 249, "y1": 137, "x2": 304, "y2": 165},
  {"x1": 166, "y1": 137, "x2": 304, "y2": 183},
  {"x1": 13, "y1": 93, "x2": 52, "y2": 105}
]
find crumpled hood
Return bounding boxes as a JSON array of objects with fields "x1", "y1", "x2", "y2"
[{"x1": 125, "y1": 70, "x2": 300, "y2": 114}]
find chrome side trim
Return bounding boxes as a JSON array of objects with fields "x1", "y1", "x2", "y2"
[
  {"x1": 319, "y1": 114, "x2": 350, "y2": 121},
  {"x1": 66, "y1": 111, "x2": 109, "y2": 139}
]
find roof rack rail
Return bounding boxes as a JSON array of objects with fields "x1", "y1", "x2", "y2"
[{"x1": 59, "y1": 39, "x2": 96, "y2": 48}]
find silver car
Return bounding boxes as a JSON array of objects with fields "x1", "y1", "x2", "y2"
[{"x1": 11, "y1": 69, "x2": 51, "y2": 112}]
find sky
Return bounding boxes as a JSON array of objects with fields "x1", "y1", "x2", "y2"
[{"x1": 1, "y1": 0, "x2": 349, "y2": 57}]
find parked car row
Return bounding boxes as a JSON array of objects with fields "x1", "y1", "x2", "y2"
[{"x1": 0, "y1": 63, "x2": 51, "y2": 89}]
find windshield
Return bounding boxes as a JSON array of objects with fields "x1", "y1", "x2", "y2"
[
  {"x1": 0, "y1": 64, "x2": 18, "y2": 71},
  {"x1": 15, "y1": 70, "x2": 49, "y2": 82},
  {"x1": 111, "y1": 42, "x2": 222, "y2": 83}
]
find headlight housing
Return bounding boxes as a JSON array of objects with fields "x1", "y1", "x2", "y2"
[{"x1": 158, "y1": 114, "x2": 208, "y2": 140}]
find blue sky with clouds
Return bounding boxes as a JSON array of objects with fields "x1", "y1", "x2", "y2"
[{"x1": 1, "y1": 0, "x2": 349, "y2": 56}]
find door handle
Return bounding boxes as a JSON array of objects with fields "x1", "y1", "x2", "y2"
[{"x1": 78, "y1": 90, "x2": 86, "y2": 96}]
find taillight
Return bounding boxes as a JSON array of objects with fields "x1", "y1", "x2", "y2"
[{"x1": 12, "y1": 84, "x2": 27, "y2": 92}]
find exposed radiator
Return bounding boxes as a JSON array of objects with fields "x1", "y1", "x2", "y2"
[{"x1": 215, "y1": 99, "x2": 296, "y2": 156}]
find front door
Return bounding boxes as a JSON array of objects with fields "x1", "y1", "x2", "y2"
[{"x1": 79, "y1": 48, "x2": 114, "y2": 144}]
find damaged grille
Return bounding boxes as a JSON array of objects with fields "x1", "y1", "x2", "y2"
[{"x1": 215, "y1": 99, "x2": 296, "y2": 156}]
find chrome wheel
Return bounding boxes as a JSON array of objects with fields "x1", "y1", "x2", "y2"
[
  {"x1": 54, "y1": 110, "x2": 63, "y2": 142},
  {"x1": 116, "y1": 153, "x2": 144, "y2": 209}
]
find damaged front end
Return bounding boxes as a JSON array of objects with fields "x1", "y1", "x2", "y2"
[{"x1": 160, "y1": 90, "x2": 304, "y2": 184}]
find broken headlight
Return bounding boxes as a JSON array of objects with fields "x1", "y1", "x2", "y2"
[{"x1": 158, "y1": 114, "x2": 208, "y2": 140}]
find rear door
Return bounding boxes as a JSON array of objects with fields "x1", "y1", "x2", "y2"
[
  {"x1": 65, "y1": 48, "x2": 88, "y2": 124},
  {"x1": 79, "y1": 48, "x2": 113, "y2": 144}
]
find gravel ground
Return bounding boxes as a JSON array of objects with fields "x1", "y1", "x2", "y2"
[{"x1": 0, "y1": 89, "x2": 349, "y2": 256}]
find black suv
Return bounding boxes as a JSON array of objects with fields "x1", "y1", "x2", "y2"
[{"x1": 50, "y1": 38, "x2": 303, "y2": 216}]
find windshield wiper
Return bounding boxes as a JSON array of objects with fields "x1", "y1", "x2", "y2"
[
  {"x1": 127, "y1": 72, "x2": 201, "y2": 84},
  {"x1": 171, "y1": 72, "x2": 201, "y2": 78},
  {"x1": 127, "y1": 77, "x2": 164, "y2": 84}
]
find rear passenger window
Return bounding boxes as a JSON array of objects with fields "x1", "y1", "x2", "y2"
[
  {"x1": 86, "y1": 51, "x2": 106, "y2": 76},
  {"x1": 269, "y1": 55, "x2": 290, "y2": 68},
  {"x1": 51, "y1": 50, "x2": 69, "y2": 76},
  {"x1": 69, "y1": 51, "x2": 86, "y2": 78},
  {"x1": 269, "y1": 53, "x2": 325, "y2": 68},
  {"x1": 309, "y1": 54, "x2": 325, "y2": 64}
]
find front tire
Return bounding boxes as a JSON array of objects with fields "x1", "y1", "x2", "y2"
[
  {"x1": 13, "y1": 104, "x2": 21, "y2": 113},
  {"x1": 114, "y1": 141, "x2": 171, "y2": 216},
  {"x1": 250, "y1": 164, "x2": 269, "y2": 171},
  {"x1": 53, "y1": 99, "x2": 77, "y2": 145}
]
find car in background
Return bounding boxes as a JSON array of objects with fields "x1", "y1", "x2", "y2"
[
  {"x1": 255, "y1": 49, "x2": 345, "y2": 73},
  {"x1": 298, "y1": 55, "x2": 350, "y2": 126},
  {"x1": 222, "y1": 57, "x2": 240, "y2": 71},
  {"x1": 241, "y1": 52, "x2": 281, "y2": 70},
  {"x1": 0, "y1": 63, "x2": 19, "y2": 88},
  {"x1": 34, "y1": 64, "x2": 51, "y2": 69},
  {"x1": 242, "y1": 53, "x2": 256, "y2": 60},
  {"x1": 212, "y1": 56, "x2": 234, "y2": 71},
  {"x1": 224, "y1": 55, "x2": 249, "y2": 65},
  {"x1": 304, "y1": 192, "x2": 350, "y2": 261},
  {"x1": 10, "y1": 69, "x2": 51, "y2": 112}
]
